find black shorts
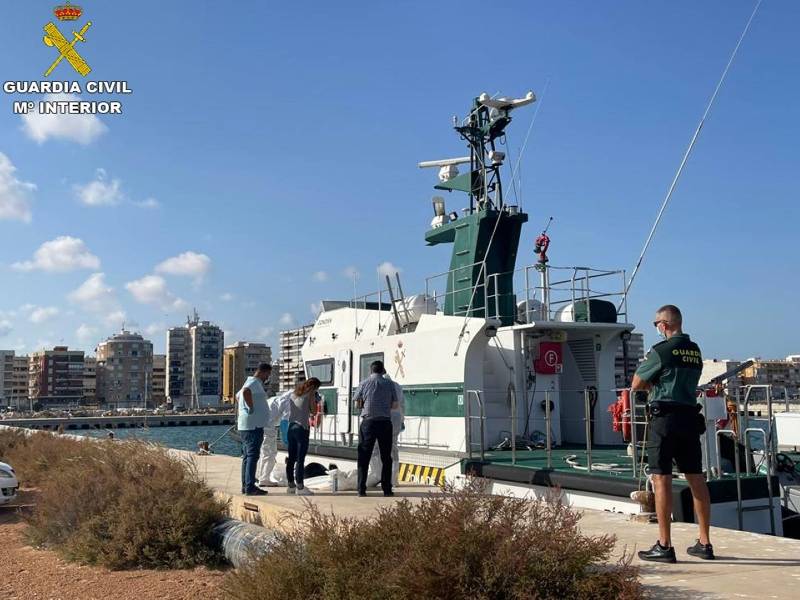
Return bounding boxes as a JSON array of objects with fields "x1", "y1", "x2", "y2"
[{"x1": 646, "y1": 412, "x2": 702, "y2": 475}]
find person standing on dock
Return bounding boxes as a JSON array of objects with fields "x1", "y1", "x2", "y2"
[
  {"x1": 285, "y1": 377, "x2": 322, "y2": 496},
  {"x1": 633, "y1": 305, "x2": 714, "y2": 563},
  {"x1": 236, "y1": 362, "x2": 272, "y2": 496},
  {"x1": 367, "y1": 371, "x2": 405, "y2": 487},
  {"x1": 355, "y1": 360, "x2": 399, "y2": 497}
]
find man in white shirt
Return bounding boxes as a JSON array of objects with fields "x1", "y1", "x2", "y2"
[{"x1": 236, "y1": 363, "x2": 271, "y2": 496}]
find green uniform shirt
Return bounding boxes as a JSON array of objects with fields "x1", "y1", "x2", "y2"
[{"x1": 635, "y1": 333, "x2": 702, "y2": 406}]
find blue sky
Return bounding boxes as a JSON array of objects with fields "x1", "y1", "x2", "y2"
[{"x1": 0, "y1": 0, "x2": 797, "y2": 359}]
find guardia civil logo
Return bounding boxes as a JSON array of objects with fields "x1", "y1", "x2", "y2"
[{"x1": 43, "y1": 2, "x2": 93, "y2": 77}]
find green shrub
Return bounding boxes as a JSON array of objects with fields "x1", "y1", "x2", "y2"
[
  {"x1": 223, "y1": 481, "x2": 641, "y2": 600},
  {"x1": 0, "y1": 429, "x2": 228, "y2": 570}
]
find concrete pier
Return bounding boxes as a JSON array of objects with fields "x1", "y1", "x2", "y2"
[{"x1": 187, "y1": 451, "x2": 800, "y2": 599}]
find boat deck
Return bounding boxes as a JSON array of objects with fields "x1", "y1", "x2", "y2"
[{"x1": 464, "y1": 445, "x2": 779, "y2": 524}]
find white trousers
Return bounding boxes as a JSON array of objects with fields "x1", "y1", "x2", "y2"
[
  {"x1": 367, "y1": 431, "x2": 400, "y2": 487},
  {"x1": 256, "y1": 426, "x2": 278, "y2": 485}
]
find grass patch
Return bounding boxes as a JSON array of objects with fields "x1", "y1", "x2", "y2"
[
  {"x1": 223, "y1": 481, "x2": 642, "y2": 600},
  {"x1": 0, "y1": 428, "x2": 228, "y2": 570}
]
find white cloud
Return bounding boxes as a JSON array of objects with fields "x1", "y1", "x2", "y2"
[
  {"x1": 74, "y1": 168, "x2": 123, "y2": 207},
  {"x1": 76, "y1": 323, "x2": 98, "y2": 343},
  {"x1": 103, "y1": 310, "x2": 127, "y2": 327},
  {"x1": 343, "y1": 266, "x2": 360, "y2": 280},
  {"x1": 68, "y1": 272, "x2": 114, "y2": 311},
  {"x1": 155, "y1": 251, "x2": 211, "y2": 282},
  {"x1": 0, "y1": 152, "x2": 35, "y2": 223},
  {"x1": 220, "y1": 292, "x2": 234, "y2": 302},
  {"x1": 21, "y1": 93, "x2": 108, "y2": 145},
  {"x1": 29, "y1": 306, "x2": 59, "y2": 324},
  {"x1": 68, "y1": 273, "x2": 126, "y2": 326},
  {"x1": 135, "y1": 197, "x2": 160, "y2": 209},
  {"x1": 13, "y1": 236, "x2": 100, "y2": 272},
  {"x1": 144, "y1": 322, "x2": 165, "y2": 337},
  {"x1": 312, "y1": 271, "x2": 328, "y2": 282},
  {"x1": 0, "y1": 319, "x2": 12, "y2": 337},
  {"x1": 125, "y1": 275, "x2": 187, "y2": 311},
  {"x1": 377, "y1": 261, "x2": 401, "y2": 278},
  {"x1": 278, "y1": 313, "x2": 294, "y2": 326},
  {"x1": 310, "y1": 302, "x2": 322, "y2": 316},
  {"x1": 258, "y1": 326, "x2": 274, "y2": 339}
]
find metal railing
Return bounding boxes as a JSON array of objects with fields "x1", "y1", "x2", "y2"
[
  {"x1": 465, "y1": 389, "x2": 486, "y2": 461},
  {"x1": 716, "y1": 429, "x2": 744, "y2": 530},
  {"x1": 425, "y1": 262, "x2": 630, "y2": 324}
]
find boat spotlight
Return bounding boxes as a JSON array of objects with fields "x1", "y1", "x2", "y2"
[{"x1": 432, "y1": 196, "x2": 446, "y2": 217}]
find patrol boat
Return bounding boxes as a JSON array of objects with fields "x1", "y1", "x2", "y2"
[{"x1": 289, "y1": 90, "x2": 788, "y2": 537}]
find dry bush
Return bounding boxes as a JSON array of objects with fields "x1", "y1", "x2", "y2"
[
  {"x1": 223, "y1": 481, "x2": 642, "y2": 600},
  {"x1": 0, "y1": 428, "x2": 90, "y2": 487},
  {"x1": 0, "y1": 429, "x2": 228, "y2": 570}
]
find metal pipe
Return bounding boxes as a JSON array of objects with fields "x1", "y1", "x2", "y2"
[
  {"x1": 465, "y1": 389, "x2": 472, "y2": 460},
  {"x1": 584, "y1": 389, "x2": 593, "y2": 473},
  {"x1": 585, "y1": 269, "x2": 592, "y2": 322},
  {"x1": 210, "y1": 518, "x2": 277, "y2": 568},
  {"x1": 385, "y1": 275, "x2": 403, "y2": 333},
  {"x1": 511, "y1": 386, "x2": 517, "y2": 466},
  {"x1": 545, "y1": 390, "x2": 552, "y2": 469},
  {"x1": 629, "y1": 389, "x2": 638, "y2": 480},
  {"x1": 716, "y1": 429, "x2": 743, "y2": 530},
  {"x1": 394, "y1": 273, "x2": 412, "y2": 326}
]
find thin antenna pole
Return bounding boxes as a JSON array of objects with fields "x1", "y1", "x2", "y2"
[
  {"x1": 510, "y1": 77, "x2": 550, "y2": 211},
  {"x1": 622, "y1": 0, "x2": 762, "y2": 307}
]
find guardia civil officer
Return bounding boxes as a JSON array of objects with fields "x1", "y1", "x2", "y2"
[{"x1": 632, "y1": 305, "x2": 714, "y2": 563}]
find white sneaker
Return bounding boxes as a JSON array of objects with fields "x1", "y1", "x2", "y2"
[
  {"x1": 286, "y1": 486, "x2": 296, "y2": 494},
  {"x1": 296, "y1": 486, "x2": 314, "y2": 496}
]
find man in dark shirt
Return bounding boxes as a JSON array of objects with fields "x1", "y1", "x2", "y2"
[
  {"x1": 355, "y1": 360, "x2": 398, "y2": 497},
  {"x1": 633, "y1": 304, "x2": 714, "y2": 563}
]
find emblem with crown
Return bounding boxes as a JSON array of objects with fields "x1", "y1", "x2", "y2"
[{"x1": 54, "y1": 2, "x2": 83, "y2": 22}]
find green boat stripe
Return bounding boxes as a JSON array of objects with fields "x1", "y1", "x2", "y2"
[{"x1": 319, "y1": 383, "x2": 464, "y2": 418}]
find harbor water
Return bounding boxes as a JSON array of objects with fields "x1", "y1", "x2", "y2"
[{"x1": 81, "y1": 424, "x2": 241, "y2": 457}]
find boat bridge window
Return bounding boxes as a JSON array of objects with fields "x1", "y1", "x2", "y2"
[
  {"x1": 358, "y1": 352, "x2": 384, "y2": 382},
  {"x1": 305, "y1": 359, "x2": 334, "y2": 385}
]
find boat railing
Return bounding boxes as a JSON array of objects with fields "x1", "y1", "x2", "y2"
[{"x1": 424, "y1": 262, "x2": 629, "y2": 323}]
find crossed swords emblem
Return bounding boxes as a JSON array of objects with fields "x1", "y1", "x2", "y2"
[{"x1": 43, "y1": 21, "x2": 92, "y2": 77}]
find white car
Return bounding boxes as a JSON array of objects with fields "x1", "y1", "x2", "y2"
[{"x1": 0, "y1": 461, "x2": 18, "y2": 505}]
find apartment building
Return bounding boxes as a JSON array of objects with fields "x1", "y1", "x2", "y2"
[
  {"x1": 29, "y1": 346, "x2": 85, "y2": 409},
  {"x1": 223, "y1": 342, "x2": 273, "y2": 403},
  {"x1": 167, "y1": 312, "x2": 224, "y2": 408},
  {"x1": 96, "y1": 330, "x2": 154, "y2": 408},
  {"x1": 278, "y1": 325, "x2": 313, "y2": 391}
]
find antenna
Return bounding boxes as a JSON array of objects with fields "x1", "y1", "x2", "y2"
[{"x1": 622, "y1": 0, "x2": 762, "y2": 306}]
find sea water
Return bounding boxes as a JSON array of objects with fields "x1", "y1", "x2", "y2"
[{"x1": 81, "y1": 424, "x2": 241, "y2": 457}]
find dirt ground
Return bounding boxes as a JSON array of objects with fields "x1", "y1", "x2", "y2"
[{"x1": 0, "y1": 490, "x2": 226, "y2": 600}]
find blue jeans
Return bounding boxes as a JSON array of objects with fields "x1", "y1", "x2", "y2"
[
  {"x1": 286, "y1": 423, "x2": 310, "y2": 488},
  {"x1": 240, "y1": 428, "x2": 264, "y2": 493}
]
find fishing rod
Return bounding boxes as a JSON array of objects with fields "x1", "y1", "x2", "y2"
[{"x1": 621, "y1": 0, "x2": 762, "y2": 308}]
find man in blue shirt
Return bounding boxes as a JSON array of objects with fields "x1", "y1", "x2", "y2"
[
  {"x1": 355, "y1": 360, "x2": 398, "y2": 497},
  {"x1": 237, "y1": 362, "x2": 272, "y2": 496}
]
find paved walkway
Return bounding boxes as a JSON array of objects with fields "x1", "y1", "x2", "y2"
[{"x1": 186, "y1": 451, "x2": 800, "y2": 600}]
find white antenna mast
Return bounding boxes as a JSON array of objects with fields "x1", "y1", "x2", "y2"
[{"x1": 622, "y1": 0, "x2": 762, "y2": 306}]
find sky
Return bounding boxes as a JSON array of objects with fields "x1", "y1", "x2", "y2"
[{"x1": 0, "y1": 1, "x2": 797, "y2": 360}]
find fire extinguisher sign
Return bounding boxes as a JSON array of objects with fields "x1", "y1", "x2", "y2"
[{"x1": 534, "y1": 342, "x2": 563, "y2": 375}]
